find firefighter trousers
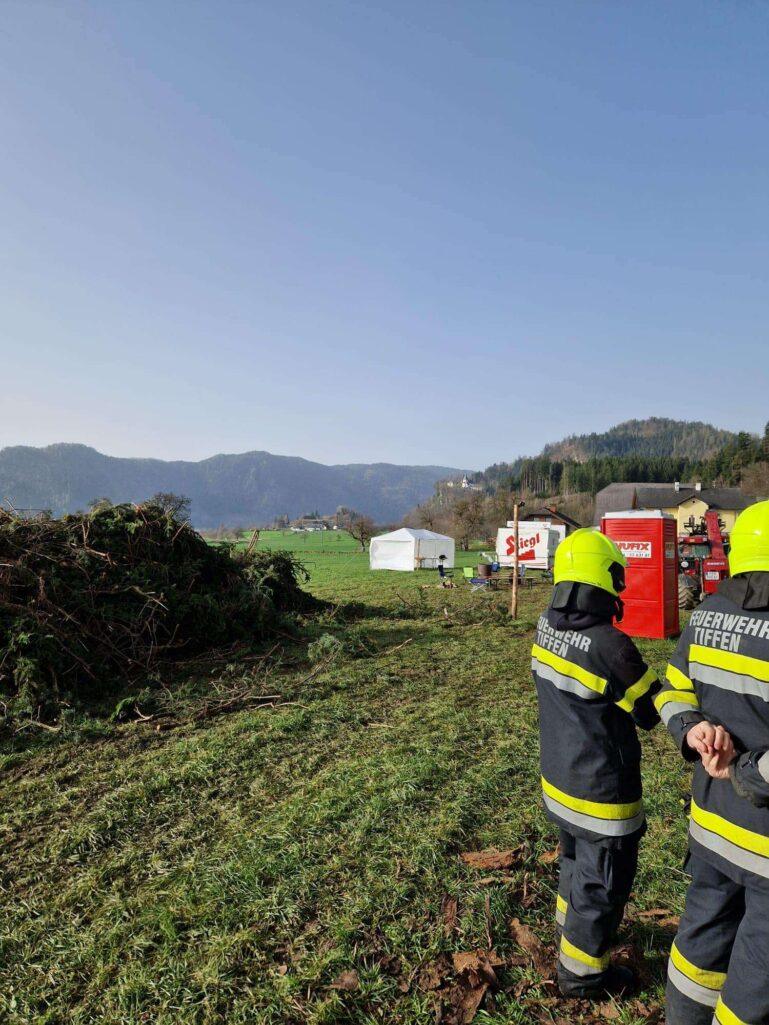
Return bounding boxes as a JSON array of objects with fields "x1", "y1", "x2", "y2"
[
  {"x1": 666, "y1": 854, "x2": 769, "y2": 1025},
  {"x1": 555, "y1": 828, "x2": 639, "y2": 988}
]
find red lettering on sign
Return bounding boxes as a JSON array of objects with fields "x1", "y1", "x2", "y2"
[{"x1": 505, "y1": 533, "x2": 540, "y2": 558}]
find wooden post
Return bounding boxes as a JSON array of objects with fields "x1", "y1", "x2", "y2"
[{"x1": 510, "y1": 502, "x2": 520, "y2": 619}]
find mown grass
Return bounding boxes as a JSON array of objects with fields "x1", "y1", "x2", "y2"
[
  {"x1": 0, "y1": 549, "x2": 692, "y2": 1024},
  {"x1": 232, "y1": 528, "x2": 366, "y2": 555}
]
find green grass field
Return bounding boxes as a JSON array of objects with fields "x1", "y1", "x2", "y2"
[{"x1": 1, "y1": 538, "x2": 692, "y2": 1025}]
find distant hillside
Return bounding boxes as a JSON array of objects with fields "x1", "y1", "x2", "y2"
[
  {"x1": 0, "y1": 444, "x2": 461, "y2": 528},
  {"x1": 541, "y1": 417, "x2": 736, "y2": 462},
  {"x1": 476, "y1": 417, "x2": 749, "y2": 496}
]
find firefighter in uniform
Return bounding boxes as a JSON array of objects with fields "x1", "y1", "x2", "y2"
[
  {"x1": 532, "y1": 528, "x2": 661, "y2": 996},
  {"x1": 660, "y1": 500, "x2": 769, "y2": 1025}
]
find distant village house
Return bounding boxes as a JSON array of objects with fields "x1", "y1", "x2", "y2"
[
  {"x1": 445, "y1": 474, "x2": 480, "y2": 491},
  {"x1": 594, "y1": 481, "x2": 751, "y2": 533},
  {"x1": 289, "y1": 516, "x2": 336, "y2": 531}
]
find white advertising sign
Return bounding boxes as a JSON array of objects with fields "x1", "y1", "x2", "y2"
[
  {"x1": 615, "y1": 540, "x2": 652, "y2": 559},
  {"x1": 496, "y1": 524, "x2": 560, "y2": 570}
]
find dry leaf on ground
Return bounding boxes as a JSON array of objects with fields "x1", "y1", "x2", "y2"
[
  {"x1": 451, "y1": 949, "x2": 503, "y2": 980},
  {"x1": 442, "y1": 950, "x2": 503, "y2": 1025},
  {"x1": 656, "y1": 916, "x2": 681, "y2": 930},
  {"x1": 441, "y1": 980, "x2": 486, "y2": 1025},
  {"x1": 509, "y1": 918, "x2": 554, "y2": 977},
  {"x1": 459, "y1": 847, "x2": 523, "y2": 871},
  {"x1": 417, "y1": 956, "x2": 452, "y2": 992},
  {"x1": 637, "y1": 907, "x2": 673, "y2": 919},
  {"x1": 329, "y1": 970, "x2": 359, "y2": 991},
  {"x1": 631, "y1": 1002, "x2": 663, "y2": 1023},
  {"x1": 630, "y1": 906, "x2": 680, "y2": 930},
  {"x1": 597, "y1": 1000, "x2": 621, "y2": 1019},
  {"x1": 539, "y1": 846, "x2": 560, "y2": 865},
  {"x1": 442, "y1": 895, "x2": 459, "y2": 935}
]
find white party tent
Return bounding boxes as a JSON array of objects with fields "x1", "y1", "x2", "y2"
[{"x1": 369, "y1": 527, "x2": 455, "y2": 572}]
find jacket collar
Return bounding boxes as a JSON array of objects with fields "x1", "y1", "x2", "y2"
[{"x1": 718, "y1": 572, "x2": 769, "y2": 611}]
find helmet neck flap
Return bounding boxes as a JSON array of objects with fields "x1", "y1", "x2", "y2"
[{"x1": 550, "y1": 580, "x2": 625, "y2": 625}]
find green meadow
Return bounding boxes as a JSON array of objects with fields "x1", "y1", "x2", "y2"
[{"x1": 1, "y1": 536, "x2": 691, "y2": 1024}]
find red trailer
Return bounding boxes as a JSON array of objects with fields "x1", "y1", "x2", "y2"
[{"x1": 601, "y1": 511, "x2": 680, "y2": 639}]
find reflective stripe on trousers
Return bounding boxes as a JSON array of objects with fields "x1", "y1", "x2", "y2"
[
  {"x1": 666, "y1": 854, "x2": 769, "y2": 1025},
  {"x1": 712, "y1": 996, "x2": 754, "y2": 1025},
  {"x1": 560, "y1": 934, "x2": 610, "y2": 978},
  {"x1": 556, "y1": 828, "x2": 638, "y2": 985},
  {"x1": 556, "y1": 892, "x2": 567, "y2": 928}
]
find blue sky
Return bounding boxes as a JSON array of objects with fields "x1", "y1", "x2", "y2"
[{"x1": 1, "y1": 1, "x2": 767, "y2": 469}]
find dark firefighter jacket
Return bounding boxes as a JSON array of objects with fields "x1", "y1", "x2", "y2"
[
  {"x1": 532, "y1": 582, "x2": 661, "y2": 842},
  {"x1": 658, "y1": 572, "x2": 769, "y2": 889}
]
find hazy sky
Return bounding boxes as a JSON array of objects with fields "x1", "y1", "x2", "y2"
[{"x1": 1, "y1": 1, "x2": 768, "y2": 469}]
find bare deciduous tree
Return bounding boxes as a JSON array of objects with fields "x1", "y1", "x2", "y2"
[
  {"x1": 147, "y1": 492, "x2": 192, "y2": 521},
  {"x1": 449, "y1": 493, "x2": 485, "y2": 551},
  {"x1": 740, "y1": 461, "x2": 769, "y2": 499},
  {"x1": 416, "y1": 503, "x2": 438, "y2": 530},
  {"x1": 342, "y1": 510, "x2": 376, "y2": 551}
]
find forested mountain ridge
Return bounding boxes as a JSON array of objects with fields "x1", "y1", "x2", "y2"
[
  {"x1": 541, "y1": 418, "x2": 736, "y2": 462},
  {"x1": 476, "y1": 418, "x2": 764, "y2": 498},
  {"x1": 409, "y1": 419, "x2": 767, "y2": 543},
  {"x1": 0, "y1": 444, "x2": 462, "y2": 527},
  {"x1": 3, "y1": 419, "x2": 763, "y2": 532}
]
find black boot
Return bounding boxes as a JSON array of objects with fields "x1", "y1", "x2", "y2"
[{"x1": 557, "y1": 963, "x2": 637, "y2": 999}]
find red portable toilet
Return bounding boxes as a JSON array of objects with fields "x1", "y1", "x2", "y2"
[{"x1": 601, "y1": 511, "x2": 680, "y2": 639}]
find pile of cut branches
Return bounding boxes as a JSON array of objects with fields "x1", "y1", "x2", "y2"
[{"x1": 0, "y1": 503, "x2": 317, "y2": 720}]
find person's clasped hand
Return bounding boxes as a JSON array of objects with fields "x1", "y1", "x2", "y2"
[{"x1": 686, "y1": 721, "x2": 736, "y2": 780}]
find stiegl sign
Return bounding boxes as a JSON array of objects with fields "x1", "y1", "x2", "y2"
[
  {"x1": 508, "y1": 530, "x2": 540, "y2": 559},
  {"x1": 495, "y1": 523, "x2": 563, "y2": 570}
]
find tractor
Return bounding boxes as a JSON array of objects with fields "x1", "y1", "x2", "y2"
[{"x1": 678, "y1": 510, "x2": 729, "y2": 608}]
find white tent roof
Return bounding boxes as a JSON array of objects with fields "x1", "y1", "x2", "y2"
[
  {"x1": 370, "y1": 526, "x2": 454, "y2": 571},
  {"x1": 372, "y1": 527, "x2": 453, "y2": 542}
]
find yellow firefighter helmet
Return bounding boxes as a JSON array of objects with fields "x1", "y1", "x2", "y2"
[
  {"x1": 553, "y1": 528, "x2": 628, "y2": 596},
  {"x1": 728, "y1": 500, "x2": 769, "y2": 576}
]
